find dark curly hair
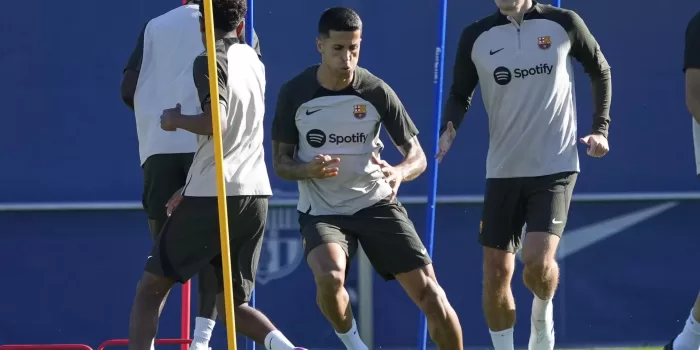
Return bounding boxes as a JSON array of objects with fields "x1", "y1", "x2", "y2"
[{"x1": 198, "y1": 0, "x2": 246, "y2": 33}]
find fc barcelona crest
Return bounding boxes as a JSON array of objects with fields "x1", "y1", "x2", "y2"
[
  {"x1": 537, "y1": 36, "x2": 552, "y2": 50},
  {"x1": 353, "y1": 104, "x2": 367, "y2": 119}
]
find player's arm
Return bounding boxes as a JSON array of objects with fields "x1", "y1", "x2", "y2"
[
  {"x1": 168, "y1": 55, "x2": 229, "y2": 136},
  {"x1": 379, "y1": 83, "x2": 427, "y2": 182},
  {"x1": 271, "y1": 84, "x2": 310, "y2": 180},
  {"x1": 120, "y1": 23, "x2": 147, "y2": 110},
  {"x1": 440, "y1": 26, "x2": 480, "y2": 135},
  {"x1": 566, "y1": 10, "x2": 612, "y2": 138},
  {"x1": 684, "y1": 14, "x2": 700, "y2": 123}
]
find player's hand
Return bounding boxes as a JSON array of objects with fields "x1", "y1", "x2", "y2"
[
  {"x1": 166, "y1": 190, "x2": 183, "y2": 217},
  {"x1": 305, "y1": 154, "x2": 340, "y2": 179},
  {"x1": 580, "y1": 134, "x2": 609, "y2": 158},
  {"x1": 435, "y1": 121, "x2": 457, "y2": 164},
  {"x1": 372, "y1": 155, "x2": 404, "y2": 203},
  {"x1": 160, "y1": 103, "x2": 181, "y2": 131}
]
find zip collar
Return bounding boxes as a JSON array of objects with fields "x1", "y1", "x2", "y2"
[{"x1": 494, "y1": 1, "x2": 542, "y2": 25}]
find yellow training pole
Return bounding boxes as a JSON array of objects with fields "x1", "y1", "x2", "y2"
[{"x1": 201, "y1": 1, "x2": 237, "y2": 349}]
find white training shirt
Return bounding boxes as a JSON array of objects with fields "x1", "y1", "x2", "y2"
[
  {"x1": 182, "y1": 37, "x2": 272, "y2": 197},
  {"x1": 127, "y1": 4, "x2": 203, "y2": 165}
]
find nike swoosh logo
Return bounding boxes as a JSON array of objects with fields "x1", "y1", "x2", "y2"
[
  {"x1": 306, "y1": 109, "x2": 322, "y2": 115},
  {"x1": 490, "y1": 48, "x2": 504, "y2": 55},
  {"x1": 517, "y1": 202, "x2": 677, "y2": 261}
]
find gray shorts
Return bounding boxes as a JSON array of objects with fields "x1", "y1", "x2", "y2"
[{"x1": 299, "y1": 199, "x2": 432, "y2": 281}]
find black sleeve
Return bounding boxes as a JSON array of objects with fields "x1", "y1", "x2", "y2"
[
  {"x1": 441, "y1": 25, "x2": 480, "y2": 134},
  {"x1": 684, "y1": 12, "x2": 700, "y2": 71},
  {"x1": 374, "y1": 82, "x2": 419, "y2": 147},
  {"x1": 559, "y1": 9, "x2": 612, "y2": 138},
  {"x1": 271, "y1": 83, "x2": 300, "y2": 144},
  {"x1": 124, "y1": 22, "x2": 147, "y2": 73},
  {"x1": 192, "y1": 54, "x2": 229, "y2": 111}
]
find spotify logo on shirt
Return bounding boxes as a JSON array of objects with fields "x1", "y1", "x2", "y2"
[
  {"x1": 493, "y1": 66, "x2": 513, "y2": 85},
  {"x1": 306, "y1": 129, "x2": 327, "y2": 148}
]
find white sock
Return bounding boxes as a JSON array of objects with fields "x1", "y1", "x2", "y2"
[
  {"x1": 531, "y1": 295, "x2": 553, "y2": 322},
  {"x1": 673, "y1": 309, "x2": 700, "y2": 350},
  {"x1": 264, "y1": 330, "x2": 296, "y2": 350},
  {"x1": 489, "y1": 328, "x2": 515, "y2": 350},
  {"x1": 530, "y1": 295, "x2": 555, "y2": 350},
  {"x1": 335, "y1": 319, "x2": 368, "y2": 350},
  {"x1": 190, "y1": 317, "x2": 215, "y2": 350}
]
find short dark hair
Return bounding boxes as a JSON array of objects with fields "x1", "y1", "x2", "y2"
[
  {"x1": 198, "y1": 0, "x2": 246, "y2": 33},
  {"x1": 318, "y1": 7, "x2": 362, "y2": 37}
]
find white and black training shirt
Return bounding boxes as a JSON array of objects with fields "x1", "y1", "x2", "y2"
[
  {"x1": 685, "y1": 11, "x2": 700, "y2": 175},
  {"x1": 272, "y1": 66, "x2": 419, "y2": 216},
  {"x1": 181, "y1": 37, "x2": 272, "y2": 198},
  {"x1": 441, "y1": 1, "x2": 612, "y2": 179}
]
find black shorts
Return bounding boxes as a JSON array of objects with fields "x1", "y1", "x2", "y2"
[
  {"x1": 145, "y1": 195, "x2": 268, "y2": 302},
  {"x1": 299, "y1": 199, "x2": 432, "y2": 281},
  {"x1": 141, "y1": 153, "x2": 194, "y2": 229},
  {"x1": 479, "y1": 171, "x2": 578, "y2": 253}
]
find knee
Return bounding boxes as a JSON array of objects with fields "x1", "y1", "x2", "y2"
[
  {"x1": 521, "y1": 252, "x2": 556, "y2": 279},
  {"x1": 416, "y1": 279, "x2": 446, "y2": 316},
  {"x1": 314, "y1": 269, "x2": 345, "y2": 293},
  {"x1": 136, "y1": 273, "x2": 171, "y2": 302},
  {"x1": 483, "y1": 249, "x2": 515, "y2": 287}
]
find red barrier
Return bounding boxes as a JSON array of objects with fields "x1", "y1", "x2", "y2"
[
  {"x1": 181, "y1": 281, "x2": 191, "y2": 350},
  {"x1": 97, "y1": 338, "x2": 191, "y2": 350},
  {"x1": 0, "y1": 345, "x2": 93, "y2": 350}
]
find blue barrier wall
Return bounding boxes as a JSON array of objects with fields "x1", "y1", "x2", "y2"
[
  {"x1": 2, "y1": 0, "x2": 699, "y2": 348},
  {"x1": 1, "y1": 202, "x2": 698, "y2": 348}
]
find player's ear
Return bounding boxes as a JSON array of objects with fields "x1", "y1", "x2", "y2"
[
  {"x1": 316, "y1": 37, "x2": 323, "y2": 54},
  {"x1": 236, "y1": 21, "x2": 245, "y2": 37}
]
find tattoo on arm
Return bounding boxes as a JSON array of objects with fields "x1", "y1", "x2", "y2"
[
  {"x1": 394, "y1": 136, "x2": 427, "y2": 181},
  {"x1": 272, "y1": 141, "x2": 309, "y2": 180}
]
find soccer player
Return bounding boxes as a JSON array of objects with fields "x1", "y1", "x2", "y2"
[
  {"x1": 271, "y1": 7, "x2": 463, "y2": 350},
  {"x1": 126, "y1": 1, "x2": 305, "y2": 349},
  {"x1": 435, "y1": 1, "x2": 611, "y2": 349},
  {"x1": 119, "y1": 1, "x2": 261, "y2": 349},
  {"x1": 664, "y1": 10, "x2": 700, "y2": 350}
]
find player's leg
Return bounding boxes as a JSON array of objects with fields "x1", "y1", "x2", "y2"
[
  {"x1": 128, "y1": 197, "x2": 219, "y2": 350},
  {"x1": 521, "y1": 171, "x2": 577, "y2": 350},
  {"x1": 300, "y1": 213, "x2": 366, "y2": 350},
  {"x1": 141, "y1": 154, "x2": 189, "y2": 239},
  {"x1": 479, "y1": 178, "x2": 527, "y2": 350},
  {"x1": 162, "y1": 153, "x2": 219, "y2": 350},
  {"x1": 665, "y1": 292, "x2": 700, "y2": 350},
  {"x1": 212, "y1": 196, "x2": 306, "y2": 350},
  {"x1": 192, "y1": 265, "x2": 218, "y2": 350},
  {"x1": 353, "y1": 200, "x2": 463, "y2": 350}
]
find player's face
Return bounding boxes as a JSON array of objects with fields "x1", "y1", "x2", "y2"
[
  {"x1": 494, "y1": 0, "x2": 524, "y2": 11},
  {"x1": 317, "y1": 30, "x2": 362, "y2": 77}
]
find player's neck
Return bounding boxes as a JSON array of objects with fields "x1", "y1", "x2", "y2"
[
  {"x1": 317, "y1": 64, "x2": 354, "y2": 91},
  {"x1": 216, "y1": 29, "x2": 237, "y2": 40},
  {"x1": 499, "y1": 0, "x2": 534, "y2": 23}
]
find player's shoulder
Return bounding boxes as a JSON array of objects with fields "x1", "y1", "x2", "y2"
[
  {"x1": 458, "y1": 12, "x2": 504, "y2": 43},
  {"x1": 354, "y1": 67, "x2": 398, "y2": 99},
  {"x1": 279, "y1": 65, "x2": 319, "y2": 93},
  {"x1": 156, "y1": 4, "x2": 199, "y2": 21},
  {"x1": 534, "y1": 3, "x2": 584, "y2": 29}
]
